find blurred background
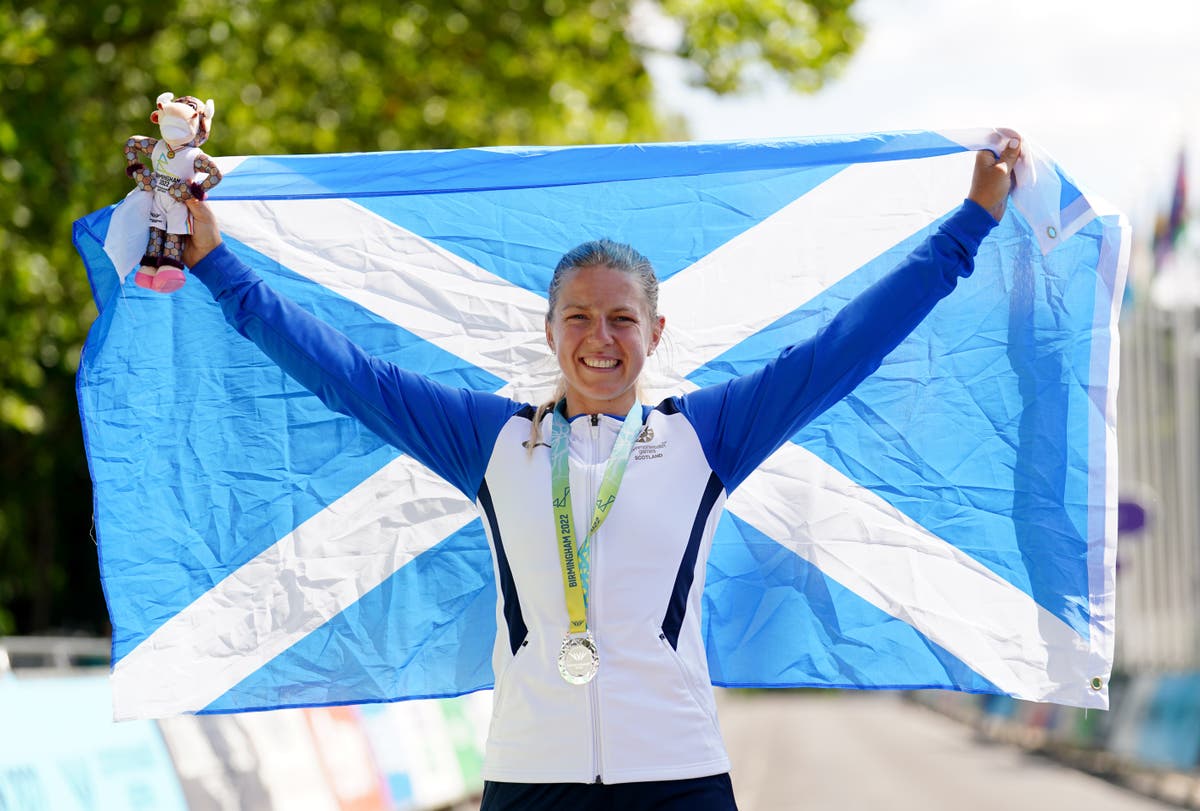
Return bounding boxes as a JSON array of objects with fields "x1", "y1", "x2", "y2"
[{"x1": 2, "y1": 0, "x2": 1198, "y2": 808}]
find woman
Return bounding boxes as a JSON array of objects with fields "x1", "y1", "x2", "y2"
[{"x1": 182, "y1": 136, "x2": 1021, "y2": 810}]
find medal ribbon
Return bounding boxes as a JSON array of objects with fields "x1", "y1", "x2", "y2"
[{"x1": 550, "y1": 400, "x2": 644, "y2": 635}]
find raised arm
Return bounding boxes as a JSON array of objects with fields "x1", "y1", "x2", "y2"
[
  {"x1": 679, "y1": 138, "x2": 1021, "y2": 492},
  {"x1": 182, "y1": 199, "x2": 521, "y2": 499}
]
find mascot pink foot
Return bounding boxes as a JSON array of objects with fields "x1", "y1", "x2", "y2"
[{"x1": 125, "y1": 92, "x2": 222, "y2": 293}]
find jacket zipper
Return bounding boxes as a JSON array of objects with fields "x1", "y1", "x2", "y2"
[{"x1": 587, "y1": 412, "x2": 604, "y2": 783}]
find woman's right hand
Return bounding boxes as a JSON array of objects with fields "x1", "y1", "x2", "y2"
[{"x1": 183, "y1": 198, "x2": 223, "y2": 267}]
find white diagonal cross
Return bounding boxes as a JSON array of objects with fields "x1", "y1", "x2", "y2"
[{"x1": 112, "y1": 150, "x2": 1099, "y2": 719}]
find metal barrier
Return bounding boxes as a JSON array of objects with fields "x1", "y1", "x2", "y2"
[
  {"x1": 0, "y1": 636, "x2": 110, "y2": 673},
  {"x1": 1115, "y1": 241, "x2": 1200, "y2": 672}
]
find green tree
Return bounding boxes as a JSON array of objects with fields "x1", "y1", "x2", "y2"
[{"x1": 0, "y1": 0, "x2": 861, "y2": 635}]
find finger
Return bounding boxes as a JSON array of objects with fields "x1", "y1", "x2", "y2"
[
  {"x1": 994, "y1": 126, "x2": 1021, "y2": 144},
  {"x1": 974, "y1": 149, "x2": 1009, "y2": 187},
  {"x1": 185, "y1": 197, "x2": 208, "y2": 215},
  {"x1": 979, "y1": 140, "x2": 1020, "y2": 180},
  {"x1": 993, "y1": 136, "x2": 1022, "y2": 190},
  {"x1": 988, "y1": 129, "x2": 1021, "y2": 163},
  {"x1": 186, "y1": 198, "x2": 219, "y2": 227},
  {"x1": 998, "y1": 135, "x2": 1022, "y2": 165}
]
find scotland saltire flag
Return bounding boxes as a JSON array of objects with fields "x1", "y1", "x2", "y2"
[{"x1": 73, "y1": 129, "x2": 1126, "y2": 720}]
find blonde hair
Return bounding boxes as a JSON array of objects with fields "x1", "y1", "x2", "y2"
[{"x1": 527, "y1": 239, "x2": 660, "y2": 455}]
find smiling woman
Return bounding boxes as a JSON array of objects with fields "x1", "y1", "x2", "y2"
[{"x1": 174, "y1": 137, "x2": 1019, "y2": 811}]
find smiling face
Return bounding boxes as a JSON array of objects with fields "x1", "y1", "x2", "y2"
[{"x1": 545, "y1": 264, "x2": 665, "y2": 417}]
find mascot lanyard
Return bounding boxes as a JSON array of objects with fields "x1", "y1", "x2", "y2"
[{"x1": 550, "y1": 400, "x2": 643, "y2": 684}]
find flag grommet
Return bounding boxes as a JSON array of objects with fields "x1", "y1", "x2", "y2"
[
  {"x1": 1046, "y1": 226, "x2": 1058, "y2": 239},
  {"x1": 1089, "y1": 677, "x2": 1104, "y2": 691}
]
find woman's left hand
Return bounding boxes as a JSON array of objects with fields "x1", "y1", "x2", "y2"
[
  {"x1": 183, "y1": 198, "x2": 223, "y2": 267},
  {"x1": 969, "y1": 131, "x2": 1022, "y2": 223}
]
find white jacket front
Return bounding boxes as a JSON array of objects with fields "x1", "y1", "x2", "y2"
[{"x1": 479, "y1": 405, "x2": 730, "y2": 783}]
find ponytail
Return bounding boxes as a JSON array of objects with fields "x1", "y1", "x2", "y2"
[{"x1": 528, "y1": 376, "x2": 568, "y2": 457}]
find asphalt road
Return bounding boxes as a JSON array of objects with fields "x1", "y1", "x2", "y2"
[{"x1": 716, "y1": 690, "x2": 1178, "y2": 811}]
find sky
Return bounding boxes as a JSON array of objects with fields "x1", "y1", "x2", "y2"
[{"x1": 647, "y1": 0, "x2": 1200, "y2": 236}]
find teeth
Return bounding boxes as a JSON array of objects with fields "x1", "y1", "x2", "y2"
[{"x1": 583, "y1": 358, "x2": 618, "y2": 368}]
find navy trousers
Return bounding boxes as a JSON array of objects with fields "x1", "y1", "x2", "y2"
[{"x1": 479, "y1": 773, "x2": 738, "y2": 810}]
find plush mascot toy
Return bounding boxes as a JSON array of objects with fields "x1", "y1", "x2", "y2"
[{"x1": 124, "y1": 92, "x2": 222, "y2": 293}]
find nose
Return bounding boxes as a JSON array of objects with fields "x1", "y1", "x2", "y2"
[{"x1": 589, "y1": 319, "x2": 613, "y2": 344}]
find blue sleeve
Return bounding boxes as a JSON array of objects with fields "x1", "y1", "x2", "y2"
[
  {"x1": 678, "y1": 199, "x2": 998, "y2": 493},
  {"x1": 191, "y1": 243, "x2": 522, "y2": 499}
]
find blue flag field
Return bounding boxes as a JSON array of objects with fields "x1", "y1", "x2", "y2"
[{"x1": 73, "y1": 129, "x2": 1127, "y2": 720}]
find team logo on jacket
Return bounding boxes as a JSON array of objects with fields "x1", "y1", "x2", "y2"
[
  {"x1": 633, "y1": 433, "x2": 666, "y2": 461},
  {"x1": 636, "y1": 426, "x2": 654, "y2": 443}
]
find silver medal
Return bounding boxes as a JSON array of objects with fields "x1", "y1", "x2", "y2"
[{"x1": 558, "y1": 634, "x2": 600, "y2": 685}]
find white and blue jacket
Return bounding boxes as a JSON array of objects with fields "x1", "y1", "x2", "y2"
[{"x1": 193, "y1": 200, "x2": 996, "y2": 784}]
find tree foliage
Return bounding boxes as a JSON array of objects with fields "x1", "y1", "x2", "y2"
[
  {"x1": 0, "y1": 0, "x2": 860, "y2": 635},
  {"x1": 663, "y1": 0, "x2": 860, "y2": 94}
]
